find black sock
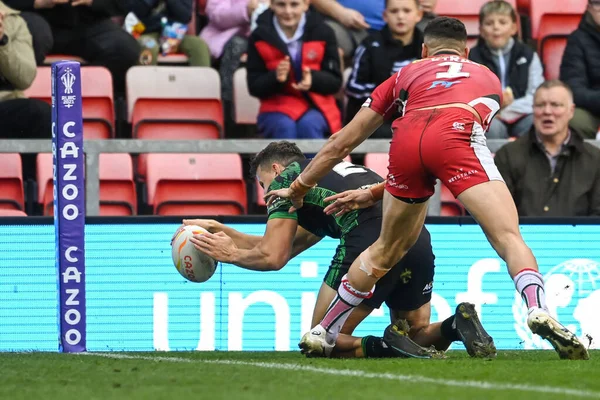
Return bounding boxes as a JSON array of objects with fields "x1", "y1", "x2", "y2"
[
  {"x1": 361, "y1": 336, "x2": 395, "y2": 358},
  {"x1": 440, "y1": 315, "x2": 459, "y2": 342}
]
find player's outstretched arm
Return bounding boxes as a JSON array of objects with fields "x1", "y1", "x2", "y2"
[
  {"x1": 183, "y1": 219, "x2": 262, "y2": 250},
  {"x1": 322, "y1": 182, "x2": 385, "y2": 216},
  {"x1": 191, "y1": 218, "x2": 298, "y2": 272}
]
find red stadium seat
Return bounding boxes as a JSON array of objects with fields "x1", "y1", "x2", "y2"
[
  {"x1": 233, "y1": 68, "x2": 260, "y2": 124},
  {"x1": 364, "y1": 153, "x2": 389, "y2": 179},
  {"x1": 24, "y1": 66, "x2": 115, "y2": 139},
  {"x1": 98, "y1": 154, "x2": 137, "y2": 216},
  {"x1": 540, "y1": 38, "x2": 568, "y2": 80},
  {"x1": 256, "y1": 179, "x2": 266, "y2": 207},
  {"x1": 0, "y1": 209, "x2": 27, "y2": 217},
  {"x1": 0, "y1": 153, "x2": 24, "y2": 211},
  {"x1": 516, "y1": 0, "x2": 530, "y2": 14},
  {"x1": 529, "y1": 0, "x2": 586, "y2": 39},
  {"x1": 440, "y1": 184, "x2": 466, "y2": 216},
  {"x1": 37, "y1": 153, "x2": 137, "y2": 216},
  {"x1": 146, "y1": 153, "x2": 247, "y2": 216},
  {"x1": 127, "y1": 66, "x2": 224, "y2": 178},
  {"x1": 435, "y1": 0, "x2": 519, "y2": 41}
]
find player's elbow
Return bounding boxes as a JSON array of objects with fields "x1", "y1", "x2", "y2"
[{"x1": 266, "y1": 254, "x2": 288, "y2": 271}]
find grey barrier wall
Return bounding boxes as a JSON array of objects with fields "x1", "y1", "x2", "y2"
[{"x1": 1, "y1": 139, "x2": 599, "y2": 216}]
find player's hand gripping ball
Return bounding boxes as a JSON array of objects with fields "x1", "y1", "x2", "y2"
[{"x1": 171, "y1": 225, "x2": 217, "y2": 282}]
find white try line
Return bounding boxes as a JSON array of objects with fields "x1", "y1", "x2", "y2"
[{"x1": 84, "y1": 352, "x2": 600, "y2": 399}]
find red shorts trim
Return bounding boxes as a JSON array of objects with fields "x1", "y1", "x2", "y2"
[{"x1": 385, "y1": 108, "x2": 504, "y2": 200}]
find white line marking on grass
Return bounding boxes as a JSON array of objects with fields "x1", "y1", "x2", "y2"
[{"x1": 84, "y1": 353, "x2": 600, "y2": 399}]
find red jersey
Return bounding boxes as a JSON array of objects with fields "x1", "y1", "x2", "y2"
[{"x1": 365, "y1": 54, "x2": 502, "y2": 131}]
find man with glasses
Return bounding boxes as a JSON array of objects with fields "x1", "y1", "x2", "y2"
[
  {"x1": 560, "y1": 0, "x2": 600, "y2": 139},
  {"x1": 494, "y1": 80, "x2": 600, "y2": 217}
]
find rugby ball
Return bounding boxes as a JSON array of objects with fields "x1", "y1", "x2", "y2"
[{"x1": 171, "y1": 225, "x2": 217, "y2": 282}]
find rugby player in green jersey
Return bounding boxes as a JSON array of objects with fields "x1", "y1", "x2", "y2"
[{"x1": 187, "y1": 141, "x2": 495, "y2": 358}]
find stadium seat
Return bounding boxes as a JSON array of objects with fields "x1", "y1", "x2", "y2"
[
  {"x1": 146, "y1": 153, "x2": 247, "y2": 216},
  {"x1": 529, "y1": 0, "x2": 586, "y2": 39},
  {"x1": 37, "y1": 153, "x2": 137, "y2": 216},
  {"x1": 440, "y1": 184, "x2": 466, "y2": 217},
  {"x1": 0, "y1": 209, "x2": 27, "y2": 217},
  {"x1": 233, "y1": 68, "x2": 260, "y2": 124},
  {"x1": 126, "y1": 66, "x2": 223, "y2": 138},
  {"x1": 97, "y1": 154, "x2": 137, "y2": 216},
  {"x1": 540, "y1": 38, "x2": 568, "y2": 80},
  {"x1": 537, "y1": 7, "x2": 581, "y2": 80},
  {"x1": 363, "y1": 153, "x2": 389, "y2": 179},
  {"x1": 256, "y1": 179, "x2": 266, "y2": 208},
  {"x1": 0, "y1": 153, "x2": 24, "y2": 211},
  {"x1": 435, "y1": 0, "x2": 519, "y2": 43},
  {"x1": 24, "y1": 66, "x2": 115, "y2": 139},
  {"x1": 127, "y1": 66, "x2": 224, "y2": 177}
]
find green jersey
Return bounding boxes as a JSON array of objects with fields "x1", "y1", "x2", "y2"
[{"x1": 267, "y1": 160, "x2": 384, "y2": 238}]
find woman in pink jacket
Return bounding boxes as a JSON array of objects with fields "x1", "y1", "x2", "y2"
[{"x1": 200, "y1": 0, "x2": 269, "y2": 135}]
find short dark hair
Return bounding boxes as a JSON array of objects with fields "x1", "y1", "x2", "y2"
[
  {"x1": 479, "y1": 0, "x2": 518, "y2": 24},
  {"x1": 535, "y1": 80, "x2": 574, "y2": 101},
  {"x1": 423, "y1": 17, "x2": 468, "y2": 49},
  {"x1": 250, "y1": 141, "x2": 306, "y2": 175}
]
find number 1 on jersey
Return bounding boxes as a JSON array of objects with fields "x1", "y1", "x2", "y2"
[{"x1": 436, "y1": 62, "x2": 470, "y2": 79}]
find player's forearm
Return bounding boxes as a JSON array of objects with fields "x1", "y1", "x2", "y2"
[
  {"x1": 211, "y1": 222, "x2": 262, "y2": 250},
  {"x1": 230, "y1": 247, "x2": 288, "y2": 271}
]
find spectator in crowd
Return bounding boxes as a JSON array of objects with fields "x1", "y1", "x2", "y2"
[
  {"x1": 416, "y1": 0, "x2": 437, "y2": 32},
  {"x1": 0, "y1": 1, "x2": 51, "y2": 182},
  {"x1": 311, "y1": 0, "x2": 383, "y2": 63},
  {"x1": 247, "y1": 0, "x2": 342, "y2": 139},
  {"x1": 494, "y1": 80, "x2": 600, "y2": 217},
  {"x1": 128, "y1": 0, "x2": 210, "y2": 66},
  {"x1": 560, "y1": 0, "x2": 600, "y2": 140},
  {"x1": 345, "y1": 0, "x2": 422, "y2": 138},
  {"x1": 469, "y1": 0, "x2": 543, "y2": 139},
  {"x1": 200, "y1": 0, "x2": 269, "y2": 135},
  {"x1": 4, "y1": 0, "x2": 140, "y2": 95},
  {"x1": 0, "y1": 1, "x2": 50, "y2": 139}
]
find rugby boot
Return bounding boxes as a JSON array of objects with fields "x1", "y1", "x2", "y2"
[
  {"x1": 298, "y1": 324, "x2": 335, "y2": 358},
  {"x1": 527, "y1": 308, "x2": 589, "y2": 360},
  {"x1": 383, "y1": 319, "x2": 445, "y2": 359},
  {"x1": 454, "y1": 302, "x2": 497, "y2": 358}
]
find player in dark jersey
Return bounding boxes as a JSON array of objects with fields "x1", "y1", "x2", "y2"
[
  {"x1": 266, "y1": 17, "x2": 589, "y2": 360},
  {"x1": 189, "y1": 141, "x2": 495, "y2": 359}
]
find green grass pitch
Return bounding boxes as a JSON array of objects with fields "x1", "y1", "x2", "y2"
[{"x1": 1, "y1": 351, "x2": 598, "y2": 400}]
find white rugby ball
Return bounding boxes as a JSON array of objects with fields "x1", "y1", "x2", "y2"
[{"x1": 171, "y1": 225, "x2": 217, "y2": 283}]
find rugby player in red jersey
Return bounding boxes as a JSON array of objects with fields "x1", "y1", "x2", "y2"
[{"x1": 266, "y1": 17, "x2": 589, "y2": 360}]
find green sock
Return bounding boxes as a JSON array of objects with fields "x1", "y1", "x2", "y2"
[{"x1": 361, "y1": 336, "x2": 395, "y2": 358}]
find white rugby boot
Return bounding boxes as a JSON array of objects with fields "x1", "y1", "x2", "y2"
[
  {"x1": 298, "y1": 325, "x2": 335, "y2": 358},
  {"x1": 527, "y1": 308, "x2": 589, "y2": 360}
]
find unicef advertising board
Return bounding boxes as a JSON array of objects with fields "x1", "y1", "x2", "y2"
[{"x1": 0, "y1": 221, "x2": 598, "y2": 352}]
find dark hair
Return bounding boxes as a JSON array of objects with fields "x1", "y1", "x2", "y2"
[
  {"x1": 385, "y1": 0, "x2": 420, "y2": 9},
  {"x1": 423, "y1": 17, "x2": 468, "y2": 46},
  {"x1": 250, "y1": 141, "x2": 306, "y2": 175},
  {"x1": 535, "y1": 80, "x2": 574, "y2": 100},
  {"x1": 479, "y1": 0, "x2": 518, "y2": 24}
]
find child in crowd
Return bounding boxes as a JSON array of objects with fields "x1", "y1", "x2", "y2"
[
  {"x1": 345, "y1": 0, "x2": 423, "y2": 138},
  {"x1": 246, "y1": 0, "x2": 342, "y2": 139},
  {"x1": 469, "y1": 0, "x2": 544, "y2": 139}
]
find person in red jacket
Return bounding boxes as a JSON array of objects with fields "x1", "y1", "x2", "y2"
[{"x1": 246, "y1": 0, "x2": 342, "y2": 139}]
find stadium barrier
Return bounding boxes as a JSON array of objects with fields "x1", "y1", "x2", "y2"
[
  {"x1": 0, "y1": 215, "x2": 599, "y2": 352},
  {"x1": 1, "y1": 138, "x2": 599, "y2": 217}
]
